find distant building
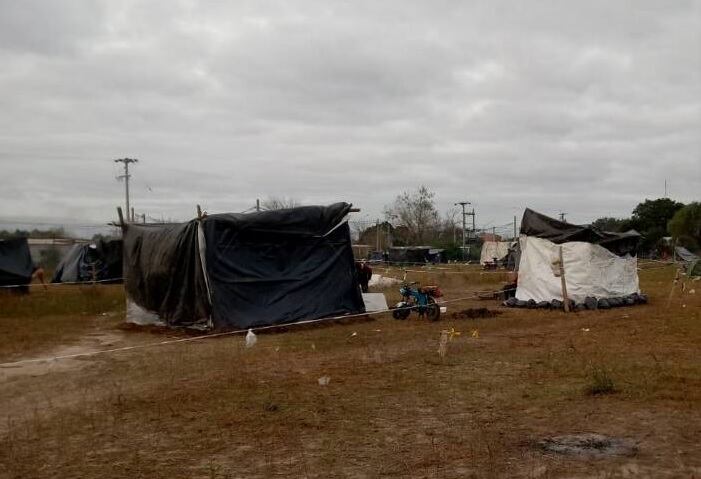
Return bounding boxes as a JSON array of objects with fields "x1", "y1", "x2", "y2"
[
  {"x1": 27, "y1": 238, "x2": 89, "y2": 268},
  {"x1": 479, "y1": 232, "x2": 502, "y2": 242}
]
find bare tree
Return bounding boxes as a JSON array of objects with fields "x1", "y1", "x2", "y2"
[
  {"x1": 261, "y1": 196, "x2": 301, "y2": 210},
  {"x1": 440, "y1": 207, "x2": 460, "y2": 242},
  {"x1": 384, "y1": 185, "x2": 440, "y2": 245}
]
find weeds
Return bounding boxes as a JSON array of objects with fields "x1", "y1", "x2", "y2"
[{"x1": 586, "y1": 364, "x2": 617, "y2": 395}]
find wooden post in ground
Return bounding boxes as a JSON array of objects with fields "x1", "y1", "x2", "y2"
[{"x1": 558, "y1": 246, "x2": 570, "y2": 312}]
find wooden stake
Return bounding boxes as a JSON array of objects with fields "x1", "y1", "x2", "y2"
[{"x1": 559, "y1": 246, "x2": 570, "y2": 312}]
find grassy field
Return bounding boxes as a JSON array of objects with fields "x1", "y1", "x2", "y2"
[{"x1": 0, "y1": 265, "x2": 699, "y2": 478}]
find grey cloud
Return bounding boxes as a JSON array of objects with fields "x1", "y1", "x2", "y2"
[{"x1": 0, "y1": 0, "x2": 698, "y2": 231}]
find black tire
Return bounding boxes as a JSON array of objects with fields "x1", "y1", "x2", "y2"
[
  {"x1": 425, "y1": 299, "x2": 441, "y2": 322},
  {"x1": 392, "y1": 308, "x2": 411, "y2": 320}
]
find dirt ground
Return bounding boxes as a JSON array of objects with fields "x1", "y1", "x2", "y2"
[{"x1": 0, "y1": 265, "x2": 699, "y2": 478}]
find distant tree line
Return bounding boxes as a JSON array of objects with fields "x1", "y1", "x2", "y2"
[
  {"x1": 0, "y1": 227, "x2": 67, "y2": 240},
  {"x1": 592, "y1": 199, "x2": 700, "y2": 254},
  {"x1": 355, "y1": 186, "x2": 700, "y2": 259}
]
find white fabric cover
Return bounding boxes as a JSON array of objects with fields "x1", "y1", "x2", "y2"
[
  {"x1": 516, "y1": 236, "x2": 639, "y2": 303},
  {"x1": 362, "y1": 293, "x2": 389, "y2": 312},
  {"x1": 480, "y1": 241, "x2": 511, "y2": 265}
]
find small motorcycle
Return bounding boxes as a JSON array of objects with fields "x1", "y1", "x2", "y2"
[{"x1": 391, "y1": 273, "x2": 443, "y2": 321}]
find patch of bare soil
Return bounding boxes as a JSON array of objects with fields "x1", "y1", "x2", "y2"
[
  {"x1": 450, "y1": 307, "x2": 502, "y2": 319},
  {"x1": 0, "y1": 331, "x2": 125, "y2": 381},
  {"x1": 537, "y1": 433, "x2": 638, "y2": 457}
]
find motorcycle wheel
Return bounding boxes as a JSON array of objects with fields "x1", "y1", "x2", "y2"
[
  {"x1": 392, "y1": 308, "x2": 411, "y2": 320},
  {"x1": 425, "y1": 299, "x2": 441, "y2": 322}
]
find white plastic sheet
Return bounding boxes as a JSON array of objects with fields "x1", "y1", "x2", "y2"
[
  {"x1": 516, "y1": 236, "x2": 639, "y2": 303},
  {"x1": 480, "y1": 241, "x2": 511, "y2": 265},
  {"x1": 362, "y1": 293, "x2": 389, "y2": 312}
]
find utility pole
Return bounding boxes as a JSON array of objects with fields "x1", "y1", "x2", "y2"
[
  {"x1": 114, "y1": 158, "x2": 138, "y2": 222},
  {"x1": 558, "y1": 212, "x2": 567, "y2": 223},
  {"x1": 454, "y1": 202, "x2": 471, "y2": 261}
]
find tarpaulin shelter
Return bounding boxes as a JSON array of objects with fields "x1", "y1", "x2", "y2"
[
  {"x1": 479, "y1": 241, "x2": 511, "y2": 266},
  {"x1": 52, "y1": 239, "x2": 123, "y2": 283},
  {"x1": 123, "y1": 202, "x2": 365, "y2": 330},
  {"x1": 388, "y1": 246, "x2": 431, "y2": 264},
  {"x1": 0, "y1": 238, "x2": 34, "y2": 291},
  {"x1": 512, "y1": 209, "x2": 642, "y2": 306},
  {"x1": 675, "y1": 246, "x2": 700, "y2": 277}
]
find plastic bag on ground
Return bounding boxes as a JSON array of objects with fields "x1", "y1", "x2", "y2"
[{"x1": 245, "y1": 329, "x2": 257, "y2": 348}]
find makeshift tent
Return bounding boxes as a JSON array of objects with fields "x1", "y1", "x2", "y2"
[
  {"x1": 0, "y1": 238, "x2": 34, "y2": 291},
  {"x1": 428, "y1": 248, "x2": 445, "y2": 263},
  {"x1": 479, "y1": 241, "x2": 511, "y2": 266},
  {"x1": 675, "y1": 246, "x2": 700, "y2": 277},
  {"x1": 388, "y1": 246, "x2": 431, "y2": 264},
  {"x1": 511, "y1": 209, "x2": 642, "y2": 307},
  {"x1": 504, "y1": 241, "x2": 521, "y2": 271},
  {"x1": 123, "y1": 203, "x2": 365, "y2": 330},
  {"x1": 52, "y1": 239, "x2": 123, "y2": 283}
]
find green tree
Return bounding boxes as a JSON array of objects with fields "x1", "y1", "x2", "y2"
[
  {"x1": 668, "y1": 202, "x2": 701, "y2": 251},
  {"x1": 591, "y1": 217, "x2": 632, "y2": 232},
  {"x1": 630, "y1": 198, "x2": 685, "y2": 253}
]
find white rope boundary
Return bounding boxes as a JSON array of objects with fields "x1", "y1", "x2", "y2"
[
  {"x1": 0, "y1": 290, "x2": 510, "y2": 369},
  {"x1": 0, "y1": 277, "x2": 124, "y2": 289}
]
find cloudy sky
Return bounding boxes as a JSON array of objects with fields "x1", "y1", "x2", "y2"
[{"x1": 0, "y1": 0, "x2": 699, "y2": 234}]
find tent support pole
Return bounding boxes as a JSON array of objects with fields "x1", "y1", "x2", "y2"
[
  {"x1": 558, "y1": 246, "x2": 570, "y2": 312},
  {"x1": 196, "y1": 204, "x2": 202, "y2": 219}
]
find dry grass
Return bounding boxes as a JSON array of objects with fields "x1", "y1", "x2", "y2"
[
  {"x1": 0, "y1": 285, "x2": 124, "y2": 360},
  {"x1": 0, "y1": 265, "x2": 700, "y2": 478}
]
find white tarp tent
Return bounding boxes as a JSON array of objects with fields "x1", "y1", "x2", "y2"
[
  {"x1": 480, "y1": 241, "x2": 511, "y2": 265},
  {"x1": 516, "y1": 236, "x2": 639, "y2": 303}
]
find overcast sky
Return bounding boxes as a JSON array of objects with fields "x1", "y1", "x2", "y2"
[{"x1": 0, "y1": 0, "x2": 699, "y2": 234}]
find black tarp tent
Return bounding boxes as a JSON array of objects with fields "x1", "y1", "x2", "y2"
[
  {"x1": 520, "y1": 208, "x2": 640, "y2": 256},
  {"x1": 0, "y1": 238, "x2": 34, "y2": 291},
  {"x1": 52, "y1": 239, "x2": 123, "y2": 283},
  {"x1": 388, "y1": 246, "x2": 431, "y2": 264},
  {"x1": 123, "y1": 202, "x2": 365, "y2": 330}
]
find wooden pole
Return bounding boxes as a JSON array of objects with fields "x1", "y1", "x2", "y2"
[
  {"x1": 196, "y1": 204, "x2": 202, "y2": 219},
  {"x1": 116, "y1": 207, "x2": 125, "y2": 228},
  {"x1": 559, "y1": 246, "x2": 570, "y2": 312}
]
